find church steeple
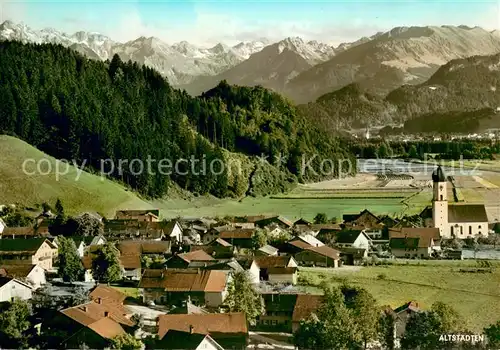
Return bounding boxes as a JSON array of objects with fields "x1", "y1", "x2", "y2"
[{"x1": 432, "y1": 166, "x2": 446, "y2": 183}]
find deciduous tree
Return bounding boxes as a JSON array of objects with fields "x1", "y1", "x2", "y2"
[
  {"x1": 58, "y1": 236, "x2": 84, "y2": 282},
  {"x1": 92, "y1": 243, "x2": 122, "y2": 283},
  {"x1": 223, "y1": 271, "x2": 264, "y2": 325}
]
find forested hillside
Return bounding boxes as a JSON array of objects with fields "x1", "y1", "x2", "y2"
[{"x1": 0, "y1": 41, "x2": 354, "y2": 199}]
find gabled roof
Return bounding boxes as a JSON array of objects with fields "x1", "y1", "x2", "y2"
[
  {"x1": 0, "y1": 276, "x2": 33, "y2": 289},
  {"x1": 297, "y1": 234, "x2": 324, "y2": 247},
  {"x1": 292, "y1": 294, "x2": 323, "y2": 322},
  {"x1": 202, "y1": 260, "x2": 244, "y2": 272},
  {"x1": 294, "y1": 218, "x2": 312, "y2": 226},
  {"x1": 258, "y1": 244, "x2": 279, "y2": 255},
  {"x1": 139, "y1": 269, "x2": 227, "y2": 293},
  {"x1": 164, "y1": 220, "x2": 183, "y2": 236},
  {"x1": 448, "y1": 204, "x2": 488, "y2": 223},
  {"x1": 267, "y1": 267, "x2": 297, "y2": 274},
  {"x1": 158, "y1": 312, "x2": 248, "y2": 340},
  {"x1": 89, "y1": 285, "x2": 126, "y2": 304},
  {"x1": 118, "y1": 240, "x2": 171, "y2": 255},
  {"x1": 0, "y1": 238, "x2": 53, "y2": 255},
  {"x1": 255, "y1": 216, "x2": 293, "y2": 228},
  {"x1": 177, "y1": 250, "x2": 215, "y2": 263},
  {"x1": 253, "y1": 255, "x2": 295, "y2": 269},
  {"x1": 161, "y1": 330, "x2": 224, "y2": 350},
  {"x1": 394, "y1": 301, "x2": 421, "y2": 314},
  {"x1": 335, "y1": 230, "x2": 368, "y2": 244},
  {"x1": 0, "y1": 264, "x2": 38, "y2": 278},
  {"x1": 61, "y1": 300, "x2": 134, "y2": 328},
  {"x1": 1, "y1": 226, "x2": 36, "y2": 237},
  {"x1": 86, "y1": 317, "x2": 126, "y2": 339},
  {"x1": 116, "y1": 209, "x2": 160, "y2": 218},
  {"x1": 288, "y1": 239, "x2": 312, "y2": 250},
  {"x1": 303, "y1": 246, "x2": 340, "y2": 260},
  {"x1": 389, "y1": 227, "x2": 440, "y2": 241},
  {"x1": 389, "y1": 237, "x2": 421, "y2": 249},
  {"x1": 219, "y1": 229, "x2": 254, "y2": 239},
  {"x1": 209, "y1": 238, "x2": 232, "y2": 247}
]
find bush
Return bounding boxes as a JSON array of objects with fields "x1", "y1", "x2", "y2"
[{"x1": 377, "y1": 273, "x2": 387, "y2": 280}]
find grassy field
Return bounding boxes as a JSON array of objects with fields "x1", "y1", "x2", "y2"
[
  {"x1": 299, "y1": 263, "x2": 500, "y2": 331},
  {"x1": 155, "y1": 196, "x2": 415, "y2": 221},
  {"x1": 0, "y1": 135, "x2": 150, "y2": 217}
]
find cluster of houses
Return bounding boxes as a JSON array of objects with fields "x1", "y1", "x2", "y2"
[{"x1": 0, "y1": 167, "x2": 493, "y2": 348}]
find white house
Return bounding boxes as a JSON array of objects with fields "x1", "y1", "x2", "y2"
[
  {"x1": 296, "y1": 234, "x2": 325, "y2": 247},
  {"x1": 165, "y1": 220, "x2": 183, "y2": 243},
  {"x1": 0, "y1": 264, "x2": 46, "y2": 289},
  {"x1": 334, "y1": 230, "x2": 371, "y2": 250},
  {"x1": 248, "y1": 256, "x2": 298, "y2": 285},
  {"x1": 432, "y1": 166, "x2": 489, "y2": 238},
  {"x1": 0, "y1": 277, "x2": 33, "y2": 302}
]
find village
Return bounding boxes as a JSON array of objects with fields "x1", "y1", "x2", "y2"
[{"x1": 0, "y1": 167, "x2": 498, "y2": 349}]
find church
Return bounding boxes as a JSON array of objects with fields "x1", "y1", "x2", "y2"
[{"x1": 430, "y1": 166, "x2": 489, "y2": 239}]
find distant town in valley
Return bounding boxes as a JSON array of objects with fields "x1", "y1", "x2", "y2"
[{"x1": 1, "y1": 1, "x2": 500, "y2": 349}]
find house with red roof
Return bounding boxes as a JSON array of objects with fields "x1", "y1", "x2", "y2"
[{"x1": 156, "y1": 312, "x2": 248, "y2": 350}]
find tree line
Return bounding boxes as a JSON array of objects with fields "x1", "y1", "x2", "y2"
[{"x1": 0, "y1": 41, "x2": 355, "y2": 199}]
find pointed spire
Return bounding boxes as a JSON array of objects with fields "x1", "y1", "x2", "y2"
[{"x1": 432, "y1": 166, "x2": 446, "y2": 182}]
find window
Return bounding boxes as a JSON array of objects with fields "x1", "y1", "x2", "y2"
[
  {"x1": 469, "y1": 226, "x2": 472, "y2": 235},
  {"x1": 479, "y1": 225, "x2": 481, "y2": 229},
  {"x1": 440, "y1": 195, "x2": 443, "y2": 201}
]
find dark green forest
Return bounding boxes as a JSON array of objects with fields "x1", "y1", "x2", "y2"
[{"x1": 0, "y1": 41, "x2": 354, "y2": 198}]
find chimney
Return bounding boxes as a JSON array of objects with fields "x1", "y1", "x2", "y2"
[
  {"x1": 97, "y1": 297, "x2": 101, "y2": 304},
  {"x1": 189, "y1": 325, "x2": 194, "y2": 334},
  {"x1": 83, "y1": 306, "x2": 87, "y2": 312},
  {"x1": 104, "y1": 311, "x2": 109, "y2": 317}
]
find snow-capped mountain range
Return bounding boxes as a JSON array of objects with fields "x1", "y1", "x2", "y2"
[{"x1": 0, "y1": 20, "x2": 336, "y2": 85}]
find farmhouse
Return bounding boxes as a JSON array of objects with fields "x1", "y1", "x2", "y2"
[
  {"x1": 295, "y1": 246, "x2": 341, "y2": 267},
  {"x1": 333, "y1": 230, "x2": 371, "y2": 250},
  {"x1": 393, "y1": 301, "x2": 421, "y2": 338},
  {"x1": 292, "y1": 294, "x2": 323, "y2": 332},
  {"x1": 0, "y1": 238, "x2": 57, "y2": 270},
  {"x1": 157, "y1": 313, "x2": 248, "y2": 350},
  {"x1": 389, "y1": 235, "x2": 438, "y2": 259},
  {"x1": 102, "y1": 220, "x2": 166, "y2": 241},
  {"x1": 248, "y1": 256, "x2": 298, "y2": 285},
  {"x1": 257, "y1": 293, "x2": 297, "y2": 331},
  {"x1": 160, "y1": 330, "x2": 224, "y2": 350},
  {"x1": 115, "y1": 209, "x2": 160, "y2": 222},
  {"x1": 431, "y1": 166, "x2": 489, "y2": 238},
  {"x1": 89, "y1": 285, "x2": 127, "y2": 305},
  {"x1": 0, "y1": 277, "x2": 33, "y2": 302},
  {"x1": 139, "y1": 269, "x2": 229, "y2": 307},
  {"x1": 0, "y1": 264, "x2": 46, "y2": 289},
  {"x1": 219, "y1": 229, "x2": 254, "y2": 248},
  {"x1": 256, "y1": 244, "x2": 279, "y2": 256},
  {"x1": 0, "y1": 226, "x2": 38, "y2": 239},
  {"x1": 295, "y1": 234, "x2": 325, "y2": 247},
  {"x1": 58, "y1": 300, "x2": 134, "y2": 348},
  {"x1": 338, "y1": 247, "x2": 368, "y2": 266},
  {"x1": 166, "y1": 250, "x2": 215, "y2": 269}
]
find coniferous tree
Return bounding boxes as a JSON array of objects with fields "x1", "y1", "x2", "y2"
[{"x1": 57, "y1": 236, "x2": 85, "y2": 282}]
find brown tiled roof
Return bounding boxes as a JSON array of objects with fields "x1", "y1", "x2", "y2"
[
  {"x1": 219, "y1": 229, "x2": 254, "y2": 239},
  {"x1": 212, "y1": 238, "x2": 232, "y2": 247},
  {"x1": 118, "y1": 240, "x2": 171, "y2": 255},
  {"x1": 158, "y1": 312, "x2": 248, "y2": 339},
  {"x1": 119, "y1": 254, "x2": 141, "y2": 269},
  {"x1": 61, "y1": 301, "x2": 134, "y2": 328},
  {"x1": 448, "y1": 204, "x2": 488, "y2": 223},
  {"x1": 389, "y1": 228, "x2": 440, "y2": 240},
  {"x1": 254, "y1": 256, "x2": 293, "y2": 269},
  {"x1": 116, "y1": 209, "x2": 160, "y2": 218},
  {"x1": 292, "y1": 295, "x2": 323, "y2": 322},
  {"x1": 89, "y1": 285, "x2": 126, "y2": 304},
  {"x1": 139, "y1": 269, "x2": 227, "y2": 293},
  {"x1": 87, "y1": 317, "x2": 125, "y2": 339},
  {"x1": 0, "y1": 264, "x2": 37, "y2": 278},
  {"x1": 178, "y1": 250, "x2": 215, "y2": 263},
  {"x1": 304, "y1": 246, "x2": 340, "y2": 260},
  {"x1": 288, "y1": 240, "x2": 312, "y2": 250},
  {"x1": 2, "y1": 227, "x2": 36, "y2": 236},
  {"x1": 268, "y1": 267, "x2": 297, "y2": 274}
]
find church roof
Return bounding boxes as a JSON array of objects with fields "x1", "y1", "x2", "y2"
[
  {"x1": 432, "y1": 166, "x2": 446, "y2": 182},
  {"x1": 448, "y1": 205, "x2": 488, "y2": 223}
]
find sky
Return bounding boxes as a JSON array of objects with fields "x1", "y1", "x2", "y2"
[{"x1": 1, "y1": 0, "x2": 500, "y2": 47}]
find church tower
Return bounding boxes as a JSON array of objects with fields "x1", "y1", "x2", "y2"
[{"x1": 432, "y1": 166, "x2": 448, "y2": 237}]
